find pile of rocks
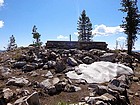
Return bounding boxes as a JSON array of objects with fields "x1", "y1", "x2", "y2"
[
  {"x1": 82, "y1": 74, "x2": 132, "y2": 105},
  {"x1": 0, "y1": 47, "x2": 139, "y2": 105}
]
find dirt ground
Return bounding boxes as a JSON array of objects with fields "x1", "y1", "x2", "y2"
[{"x1": 129, "y1": 63, "x2": 140, "y2": 105}]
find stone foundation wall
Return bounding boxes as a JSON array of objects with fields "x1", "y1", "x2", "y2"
[{"x1": 46, "y1": 41, "x2": 108, "y2": 50}]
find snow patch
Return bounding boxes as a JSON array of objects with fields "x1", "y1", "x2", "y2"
[{"x1": 66, "y1": 61, "x2": 133, "y2": 83}]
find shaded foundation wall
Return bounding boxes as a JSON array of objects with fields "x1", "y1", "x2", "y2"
[{"x1": 46, "y1": 41, "x2": 108, "y2": 50}]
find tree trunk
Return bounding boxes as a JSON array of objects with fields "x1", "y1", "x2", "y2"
[
  {"x1": 127, "y1": 40, "x2": 132, "y2": 55},
  {"x1": 127, "y1": 35, "x2": 133, "y2": 69},
  {"x1": 127, "y1": 36, "x2": 132, "y2": 55}
]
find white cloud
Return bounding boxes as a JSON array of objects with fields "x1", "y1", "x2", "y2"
[
  {"x1": 0, "y1": 0, "x2": 4, "y2": 7},
  {"x1": 0, "y1": 20, "x2": 4, "y2": 28},
  {"x1": 116, "y1": 36, "x2": 126, "y2": 42},
  {"x1": 92, "y1": 24, "x2": 124, "y2": 36},
  {"x1": 57, "y1": 35, "x2": 68, "y2": 39},
  {"x1": 74, "y1": 32, "x2": 78, "y2": 36}
]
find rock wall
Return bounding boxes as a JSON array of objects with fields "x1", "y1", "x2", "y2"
[{"x1": 46, "y1": 41, "x2": 108, "y2": 50}]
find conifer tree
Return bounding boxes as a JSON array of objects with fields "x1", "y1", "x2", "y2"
[
  {"x1": 7, "y1": 35, "x2": 17, "y2": 51},
  {"x1": 120, "y1": 0, "x2": 140, "y2": 55},
  {"x1": 77, "y1": 10, "x2": 93, "y2": 42},
  {"x1": 32, "y1": 25, "x2": 42, "y2": 47}
]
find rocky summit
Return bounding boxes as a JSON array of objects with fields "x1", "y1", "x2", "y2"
[{"x1": 0, "y1": 47, "x2": 140, "y2": 105}]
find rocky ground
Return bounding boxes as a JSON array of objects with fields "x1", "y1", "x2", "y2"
[{"x1": 0, "y1": 47, "x2": 140, "y2": 105}]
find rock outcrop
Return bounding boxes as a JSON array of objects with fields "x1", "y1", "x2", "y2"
[{"x1": 0, "y1": 47, "x2": 139, "y2": 105}]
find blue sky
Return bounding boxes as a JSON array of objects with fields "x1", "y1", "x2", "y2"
[{"x1": 0, "y1": 0, "x2": 140, "y2": 50}]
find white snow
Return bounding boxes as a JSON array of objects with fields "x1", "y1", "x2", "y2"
[{"x1": 66, "y1": 61, "x2": 134, "y2": 83}]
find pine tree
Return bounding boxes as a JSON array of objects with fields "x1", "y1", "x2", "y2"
[
  {"x1": 32, "y1": 25, "x2": 42, "y2": 47},
  {"x1": 77, "y1": 10, "x2": 93, "y2": 42},
  {"x1": 120, "y1": 0, "x2": 140, "y2": 55},
  {"x1": 7, "y1": 35, "x2": 17, "y2": 51}
]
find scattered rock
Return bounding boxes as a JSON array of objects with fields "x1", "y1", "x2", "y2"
[
  {"x1": 40, "y1": 79, "x2": 52, "y2": 89},
  {"x1": 99, "y1": 93, "x2": 117, "y2": 104},
  {"x1": 95, "y1": 101, "x2": 108, "y2": 105},
  {"x1": 55, "y1": 59, "x2": 66, "y2": 73},
  {"x1": 67, "y1": 57, "x2": 78, "y2": 66},
  {"x1": 82, "y1": 56, "x2": 94, "y2": 64},
  {"x1": 0, "y1": 97, "x2": 6, "y2": 105},
  {"x1": 95, "y1": 85, "x2": 108, "y2": 96},
  {"x1": 0, "y1": 67, "x2": 12, "y2": 76},
  {"x1": 3, "y1": 88, "x2": 14, "y2": 101},
  {"x1": 48, "y1": 86, "x2": 57, "y2": 95},
  {"x1": 22, "y1": 64, "x2": 35, "y2": 72},
  {"x1": 108, "y1": 78, "x2": 125, "y2": 93},
  {"x1": 74, "y1": 86, "x2": 81, "y2": 92},
  {"x1": 132, "y1": 76, "x2": 139, "y2": 82},
  {"x1": 7, "y1": 103, "x2": 12, "y2": 105},
  {"x1": 15, "y1": 89, "x2": 30, "y2": 96},
  {"x1": 75, "y1": 79, "x2": 87, "y2": 85},
  {"x1": 14, "y1": 96, "x2": 28, "y2": 105},
  {"x1": 13, "y1": 61, "x2": 27, "y2": 69},
  {"x1": 44, "y1": 71, "x2": 53, "y2": 78},
  {"x1": 47, "y1": 60, "x2": 56, "y2": 69},
  {"x1": 64, "y1": 84, "x2": 81, "y2": 92},
  {"x1": 14, "y1": 92, "x2": 40, "y2": 105},
  {"x1": 42, "y1": 64, "x2": 48, "y2": 70},
  {"x1": 6, "y1": 77, "x2": 29, "y2": 87},
  {"x1": 135, "y1": 92, "x2": 139, "y2": 97},
  {"x1": 52, "y1": 77, "x2": 60, "y2": 85},
  {"x1": 0, "y1": 48, "x2": 139, "y2": 104},
  {"x1": 55, "y1": 82, "x2": 66, "y2": 92},
  {"x1": 29, "y1": 71, "x2": 39, "y2": 77},
  {"x1": 49, "y1": 52, "x2": 57, "y2": 60},
  {"x1": 64, "y1": 84, "x2": 75, "y2": 92},
  {"x1": 100, "y1": 53, "x2": 117, "y2": 62}
]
